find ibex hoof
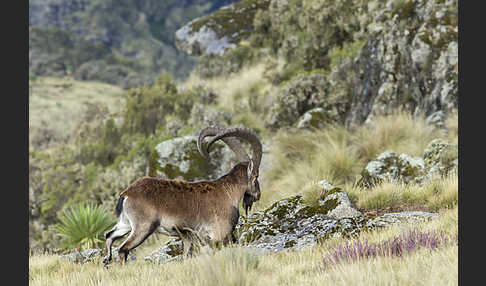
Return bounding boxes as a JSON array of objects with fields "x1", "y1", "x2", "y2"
[{"x1": 102, "y1": 256, "x2": 111, "y2": 266}]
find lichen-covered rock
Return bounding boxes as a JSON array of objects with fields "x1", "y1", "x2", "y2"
[
  {"x1": 423, "y1": 138, "x2": 458, "y2": 178},
  {"x1": 175, "y1": 0, "x2": 270, "y2": 56},
  {"x1": 358, "y1": 151, "x2": 426, "y2": 187},
  {"x1": 318, "y1": 180, "x2": 362, "y2": 219},
  {"x1": 265, "y1": 72, "x2": 344, "y2": 130},
  {"x1": 148, "y1": 135, "x2": 237, "y2": 181},
  {"x1": 234, "y1": 187, "x2": 364, "y2": 253}
]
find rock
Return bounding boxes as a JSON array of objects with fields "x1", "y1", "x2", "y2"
[
  {"x1": 366, "y1": 211, "x2": 438, "y2": 229},
  {"x1": 61, "y1": 248, "x2": 135, "y2": 264},
  {"x1": 147, "y1": 135, "x2": 237, "y2": 181},
  {"x1": 296, "y1": 107, "x2": 329, "y2": 129},
  {"x1": 265, "y1": 72, "x2": 343, "y2": 130},
  {"x1": 318, "y1": 180, "x2": 362, "y2": 220},
  {"x1": 358, "y1": 151, "x2": 426, "y2": 187},
  {"x1": 175, "y1": 0, "x2": 270, "y2": 56},
  {"x1": 175, "y1": 23, "x2": 236, "y2": 56},
  {"x1": 235, "y1": 184, "x2": 365, "y2": 253},
  {"x1": 188, "y1": 103, "x2": 232, "y2": 128},
  {"x1": 426, "y1": 110, "x2": 446, "y2": 131},
  {"x1": 145, "y1": 238, "x2": 184, "y2": 264},
  {"x1": 422, "y1": 138, "x2": 458, "y2": 178}
]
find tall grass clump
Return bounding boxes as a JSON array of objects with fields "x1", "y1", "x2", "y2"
[
  {"x1": 55, "y1": 203, "x2": 116, "y2": 250},
  {"x1": 352, "y1": 111, "x2": 442, "y2": 162},
  {"x1": 263, "y1": 124, "x2": 367, "y2": 207},
  {"x1": 347, "y1": 173, "x2": 458, "y2": 212}
]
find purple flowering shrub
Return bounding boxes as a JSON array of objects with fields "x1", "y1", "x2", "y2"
[{"x1": 322, "y1": 229, "x2": 458, "y2": 267}]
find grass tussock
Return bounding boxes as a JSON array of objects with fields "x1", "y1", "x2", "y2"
[
  {"x1": 353, "y1": 111, "x2": 442, "y2": 161},
  {"x1": 346, "y1": 173, "x2": 458, "y2": 212}
]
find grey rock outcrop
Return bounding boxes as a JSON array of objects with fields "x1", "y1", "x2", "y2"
[{"x1": 346, "y1": 0, "x2": 458, "y2": 125}]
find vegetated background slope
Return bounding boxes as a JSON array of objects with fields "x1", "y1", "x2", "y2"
[
  {"x1": 29, "y1": 0, "x2": 237, "y2": 88},
  {"x1": 29, "y1": 2, "x2": 458, "y2": 282}
]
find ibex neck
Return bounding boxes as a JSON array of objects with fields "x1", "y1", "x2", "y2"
[{"x1": 218, "y1": 162, "x2": 249, "y2": 206}]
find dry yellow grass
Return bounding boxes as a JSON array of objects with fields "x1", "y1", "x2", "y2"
[
  {"x1": 345, "y1": 173, "x2": 458, "y2": 212},
  {"x1": 29, "y1": 207, "x2": 458, "y2": 286}
]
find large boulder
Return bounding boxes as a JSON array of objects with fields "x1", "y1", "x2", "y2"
[
  {"x1": 358, "y1": 151, "x2": 426, "y2": 187},
  {"x1": 175, "y1": 0, "x2": 270, "y2": 56},
  {"x1": 147, "y1": 135, "x2": 237, "y2": 181}
]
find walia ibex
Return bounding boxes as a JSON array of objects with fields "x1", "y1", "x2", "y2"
[{"x1": 103, "y1": 126, "x2": 262, "y2": 265}]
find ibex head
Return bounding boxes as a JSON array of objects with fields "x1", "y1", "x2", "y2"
[{"x1": 198, "y1": 126, "x2": 262, "y2": 215}]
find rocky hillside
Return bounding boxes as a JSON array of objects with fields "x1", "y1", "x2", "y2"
[
  {"x1": 29, "y1": 0, "x2": 237, "y2": 88},
  {"x1": 177, "y1": 0, "x2": 457, "y2": 127}
]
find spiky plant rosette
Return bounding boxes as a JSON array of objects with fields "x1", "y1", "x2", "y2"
[{"x1": 55, "y1": 203, "x2": 116, "y2": 250}]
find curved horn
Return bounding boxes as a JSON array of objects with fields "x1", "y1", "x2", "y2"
[
  {"x1": 197, "y1": 126, "x2": 250, "y2": 163},
  {"x1": 206, "y1": 127, "x2": 262, "y2": 175}
]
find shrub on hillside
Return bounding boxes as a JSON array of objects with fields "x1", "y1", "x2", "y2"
[{"x1": 122, "y1": 73, "x2": 198, "y2": 135}]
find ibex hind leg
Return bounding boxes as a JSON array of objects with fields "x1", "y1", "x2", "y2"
[
  {"x1": 117, "y1": 220, "x2": 160, "y2": 265},
  {"x1": 103, "y1": 219, "x2": 131, "y2": 266}
]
